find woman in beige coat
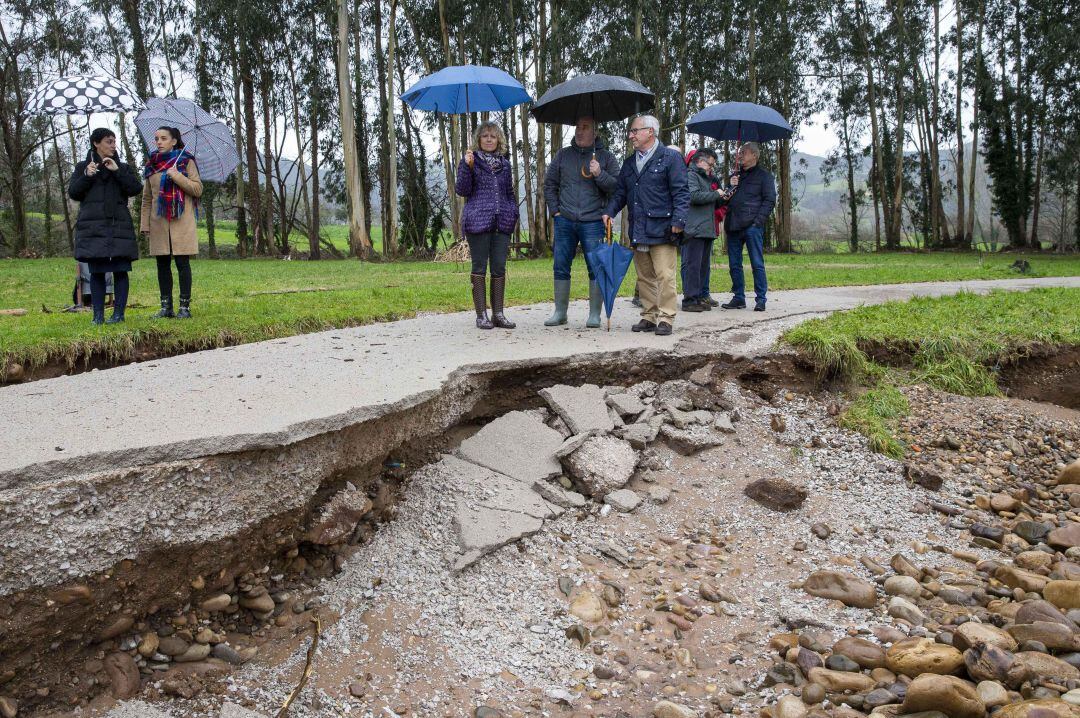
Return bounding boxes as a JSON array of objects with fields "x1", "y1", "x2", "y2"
[{"x1": 141, "y1": 126, "x2": 203, "y2": 318}]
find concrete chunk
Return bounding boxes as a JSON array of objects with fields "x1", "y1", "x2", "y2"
[
  {"x1": 623, "y1": 422, "x2": 659, "y2": 449},
  {"x1": 457, "y1": 410, "x2": 564, "y2": 485},
  {"x1": 607, "y1": 392, "x2": 646, "y2": 418},
  {"x1": 565, "y1": 436, "x2": 638, "y2": 497},
  {"x1": 660, "y1": 424, "x2": 724, "y2": 455},
  {"x1": 604, "y1": 489, "x2": 641, "y2": 513},
  {"x1": 540, "y1": 383, "x2": 615, "y2": 435},
  {"x1": 533, "y1": 480, "x2": 587, "y2": 509},
  {"x1": 714, "y1": 413, "x2": 736, "y2": 433}
]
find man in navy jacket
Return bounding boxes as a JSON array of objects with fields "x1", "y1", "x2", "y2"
[
  {"x1": 721, "y1": 142, "x2": 776, "y2": 311},
  {"x1": 603, "y1": 115, "x2": 689, "y2": 336}
]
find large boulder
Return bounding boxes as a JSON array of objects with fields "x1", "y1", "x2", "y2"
[
  {"x1": 744, "y1": 477, "x2": 808, "y2": 512},
  {"x1": 996, "y1": 700, "x2": 1080, "y2": 718},
  {"x1": 963, "y1": 644, "x2": 1028, "y2": 688},
  {"x1": 803, "y1": 570, "x2": 877, "y2": 608},
  {"x1": 1057, "y1": 459, "x2": 1080, "y2": 486},
  {"x1": 1049, "y1": 523, "x2": 1080, "y2": 551},
  {"x1": 885, "y1": 638, "x2": 964, "y2": 677},
  {"x1": 1045, "y1": 580, "x2": 1080, "y2": 610},
  {"x1": 900, "y1": 675, "x2": 985, "y2": 718},
  {"x1": 832, "y1": 636, "x2": 886, "y2": 669},
  {"x1": 952, "y1": 621, "x2": 1019, "y2": 652},
  {"x1": 564, "y1": 436, "x2": 638, "y2": 498},
  {"x1": 1013, "y1": 651, "x2": 1080, "y2": 684},
  {"x1": 807, "y1": 667, "x2": 875, "y2": 693},
  {"x1": 1008, "y1": 621, "x2": 1080, "y2": 651}
]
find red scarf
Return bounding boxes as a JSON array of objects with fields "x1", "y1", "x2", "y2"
[{"x1": 144, "y1": 150, "x2": 197, "y2": 221}]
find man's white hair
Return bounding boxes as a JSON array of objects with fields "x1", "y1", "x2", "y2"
[{"x1": 637, "y1": 115, "x2": 660, "y2": 134}]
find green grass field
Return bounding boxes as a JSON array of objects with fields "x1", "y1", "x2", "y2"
[
  {"x1": 2, "y1": 250, "x2": 1078, "y2": 378},
  {"x1": 783, "y1": 287, "x2": 1080, "y2": 455}
]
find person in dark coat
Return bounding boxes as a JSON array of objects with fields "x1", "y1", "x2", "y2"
[
  {"x1": 720, "y1": 142, "x2": 776, "y2": 311},
  {"x1": 455, "y1": 121, "x2": 518, "y2": 330},
  {"x1": 682, "y1": 148, "x2": 724, "y2": 312},
  {"x1": 68, "y1": 128, "x2": 143, "y2": 324},
  {"x1": 602, "y1": 115, "x2": 689, "y2": 337},
  {"x1": 542, "y1": 116, "x2": 620, "y2": 328}
]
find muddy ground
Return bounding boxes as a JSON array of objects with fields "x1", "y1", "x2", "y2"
[{"x1": 11, "y1": 352, "x2": 1080, "y2": 718}]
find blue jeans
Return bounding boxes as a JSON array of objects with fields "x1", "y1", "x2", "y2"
[
  {"x1": 553, "y1": 216, "x2": 604, "y2": 281},
  {"x1": 727, "y1": 226, "x2": 767, "y2": 304}
]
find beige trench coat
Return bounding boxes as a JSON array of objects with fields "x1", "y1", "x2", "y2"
[{"x1": 140, "y1": 162, "x2": 204, "y2": 256}]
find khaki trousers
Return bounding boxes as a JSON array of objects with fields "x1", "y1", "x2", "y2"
[{"x1": 633, "y1": 243, "x2": 678, "y2": 325}]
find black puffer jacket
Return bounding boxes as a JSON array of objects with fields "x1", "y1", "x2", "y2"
[{"x1": 68, "y1": 151, "x2": 144, "y2": 262}]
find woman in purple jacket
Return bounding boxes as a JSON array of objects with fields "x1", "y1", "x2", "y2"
[{"x1": 455, "y1": 121, "x2": 518, "y2": 329}]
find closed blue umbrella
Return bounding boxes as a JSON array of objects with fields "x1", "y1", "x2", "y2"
[
  {"x1": 401, "y1": 65, "x2": 531, "y2": 114},
  {"x1": 686, "y1": 101, "x2": 793, "y2": 143},
  {"x1": 586, "y1": 225, "x2": 635, "y2": 331}
]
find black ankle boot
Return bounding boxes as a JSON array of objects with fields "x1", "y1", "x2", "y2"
[
  {"x1": 105, "y1": 307, "x2": 125, "y2": 324},
  {"x1": 91, "y1": 307, "x2": 105, "y2": 325},
  {"x1": 470, "y1": 274, "x2": 493, "y2": 329},
  {"x1": 489, "y1": 275, "x2": 515, "y2": 329},
  {"x1": 176, "y1": 297, "x2": 192, "y2": 319},
  {"x1": 153, "y1": 296, "x2": 174, "y2": 319}
]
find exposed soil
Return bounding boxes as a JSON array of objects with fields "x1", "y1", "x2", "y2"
[{"x1": 6, "y1": 345, "x2": 1079, "y2": 718}]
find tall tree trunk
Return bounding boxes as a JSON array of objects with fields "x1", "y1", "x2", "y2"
[
  {"x1": 50, "y1": 130, "x2": 73, "y2": 251},
  {"x1": 965, "y1": 7, "x2": 984, "y2": 245},
  {"x1": 352, "y1": 10, "x2": 373, "y2": 238},
  {"x1": 335, "y1": 0, "x2": 372, "y2": 257},
  {"x1": 260, "y1": 70, "x2": 275, "y2": 250},
  {"x1": 1030, "y1": 111, "x2": 1046, "y2": 248},
  {"x1": 239, "y1": 47, "x2": 264, "y2": 254},
  {"x1": 195, "y1": 0, "x2": 217, "y2": 258},
  {"x1": 509, "y1": 0, "x2": 534, "y2": 253},
  {"x1": 284, "y1": 40, "x2": 312, "y2": 258},
  {"x1": 231, "y1": 54, "x2": 249, "y2": 256},
  {"x1": 437, "y1": 0, "x2": 462, "y2": 240},
  {"x1": 120, "y1": 0, "x2": 152, "y2": 97},
  {"x1": 954, "y1": 0, "x2": 967, "y2": 247},
  {"x1": 857, "y1": 0, "x2": 888, "y2": 250},
  {"x1": 384, "y1": 0, "x2": 399, "y2": 257}
]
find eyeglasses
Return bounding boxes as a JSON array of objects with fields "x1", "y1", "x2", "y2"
[{"x1": 627, "y1": 127, "x2": 651, "y2": 135}]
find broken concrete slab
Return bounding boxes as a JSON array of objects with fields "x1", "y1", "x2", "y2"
[
  {"x1": 564, "y1": 435, "x2": 638, "y2": 497},
  {"x1": 604, "y1": 489, "x2": 642, "y2": 513},
  {"x1": 622, "y1": 422, "x2": 659, "y2": 450},
  {"x1": 660, "y1": 424, "x2": 724, "y2": 456},
  {"x1": 445, "y1": 455, "x2": 554, "y2": 570},
  {"x1": 555, "y1": 432, "x2": 594, "y2": 459},
  {"x1": 457, "y1": 410, "x2": 564, "y2": 485},
  {"x1": 606, "y1": 392, "x2": 646, "y2": 418},
  {"x1": 539, "y1": 383, "x2": 614, "y2": 435},
  {"x1": 714, "y1": 413, "x2": 736, "y2": 433},
  {"x1": 533, "y1": 480, "x2": 587, "y2": 509},
  {"x1": 220, "y1": 703, "x2": 271, "y2": 718}
]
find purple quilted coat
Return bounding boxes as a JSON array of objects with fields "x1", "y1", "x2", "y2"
[{"x1": 455, "y1": 154, "x2": 518, "y2": 235}]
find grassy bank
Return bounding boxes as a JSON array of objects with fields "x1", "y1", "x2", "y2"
[
  {"x1": 1, "y1": 252, "x2": 1077, "y2": 379},
  {"x1": 783, "y1": 287, "x2": 1080, "y2": 456}
]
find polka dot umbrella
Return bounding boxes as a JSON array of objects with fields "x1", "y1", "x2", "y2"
[{"x1": 23, "y1": 75, "x2": 143, "y2": 115}]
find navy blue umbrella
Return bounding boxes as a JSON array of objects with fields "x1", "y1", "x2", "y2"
[
  {"x1": 686, "y1": 102, "x2": 793, "y2": 143},
  {"x1": 401, "y1": 65, "x2": 531, "y2": 114},
  {"x1": 586, "y1": 224, "x2": 635, "y2": 331}
]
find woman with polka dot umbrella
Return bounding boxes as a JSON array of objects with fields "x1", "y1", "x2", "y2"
[{"x1": 23, "y1": 75, "x2": 143, "y2": 115}]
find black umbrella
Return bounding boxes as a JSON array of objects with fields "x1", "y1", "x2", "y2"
[{"x1": 530, "y1": 74, "x2": 654, "y2": 125}]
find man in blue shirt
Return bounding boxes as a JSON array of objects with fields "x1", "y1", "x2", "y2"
[
  {"x1": 721, "y1": 142, "x2": 777, "y2": 311},
  {"x1": 603, "y1": 115, "x2": 689, "y2": 336}
]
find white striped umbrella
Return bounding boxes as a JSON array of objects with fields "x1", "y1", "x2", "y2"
[
  {"x1": 24, "y1": 75, "x2": 143, "y2": 115},
  {"x1": 134, "y1": 98, "x2": 239, "y2": 182}
]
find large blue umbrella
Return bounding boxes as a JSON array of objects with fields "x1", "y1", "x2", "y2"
[
  {"x1": 586, "y1": 225, "x2": 635, "y2": 331},
  {"x1": 401, "y1": 65, "x2": 531, "y2": 114},
  {"x1": 686, "y1": 102, "x2": 793, "y2": 143}
]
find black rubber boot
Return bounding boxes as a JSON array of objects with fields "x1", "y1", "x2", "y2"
[
  {"x1": 153, "y1": 296, "x2": 175, "y2": 319},
  {"x1": 471, "y1": 274, "x2": 493, "y2": 329},
  {"x1": 490, "y1": 275, "x2": 515, "y2": 329},
  {"x1": 176, "y1": 297, "x2": 192, "y2": 319},
  {"x1": 91, "y1": 307, "x2": 105, "y2": 325},
  {"x1": 105, "y1": 307, "x2": 125, "y2": 324}
]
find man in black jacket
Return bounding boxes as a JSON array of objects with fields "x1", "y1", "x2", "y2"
[{"x1": 721, "y1": 142, "x2": 776, "y2": 311}]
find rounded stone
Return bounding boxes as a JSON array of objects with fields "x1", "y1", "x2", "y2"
[
  {"x1": 886, "y1": 637, "x2": 964, "y2": 677},
  {"x1": 900, "y1": 674, "x2": 985, "y2": 718}
]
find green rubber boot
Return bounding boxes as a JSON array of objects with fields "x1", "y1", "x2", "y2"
[
  {"x1": 586, "y1": 280, "x2": 603, "y2": 328},
  {"x1": 544, "y1": 279, "x2": 571, "y2": 326}
]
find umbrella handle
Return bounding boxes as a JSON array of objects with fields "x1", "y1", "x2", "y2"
[
  {"x1": 605, "y1": 219, "x2": 613, "y2": 245},
  {"x1": 580, "y1": 150, "x2": 597, "y2": 179}
]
